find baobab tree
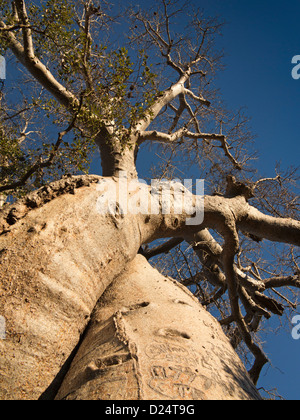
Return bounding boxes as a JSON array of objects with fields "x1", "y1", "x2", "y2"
[{"x1": 0, "y1": 0, "x2": 299, "y2": 400}]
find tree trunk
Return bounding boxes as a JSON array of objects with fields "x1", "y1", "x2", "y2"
[
  {"x1": 0, "y1": 176, "x2": 142, "y2": 400},
  {"x1": 55, "y1": 255, "x2": 261, "y2": 401},
  {"x1": 0, "y1": 175, "x2": 261, "y2": 400}
]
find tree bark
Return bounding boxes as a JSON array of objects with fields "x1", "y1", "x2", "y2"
[
  {"x1": 0, "y1": 176, "x2": 142, "y2": 400},
  {"x1": 2, "y1": 174, "x2": 294, "y2": 400},
  {"x1": 55, "y1": 255, "x2": 261, "y2": 400}
]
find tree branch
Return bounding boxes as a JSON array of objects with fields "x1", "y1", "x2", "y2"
[
  {"x1": 0, "y1": 10, "x2": 78, "y2": 111},
  {"x1": 238, "y1": 204, "x2": 300, "y2": 247},
  {"x1": 263, "y1": 275, "x2": 300, "y2": 289},
  {"x1": 138, "y1": 127, "x2": 225, "y2": 144},
  {"x1": 14, "y1": 0, "x2": 34, "y2": 59},
  {"x1": 75, "y1": 2, "x2": 95, "y2": 92},
  {"x1": 138, "y1": 126, "x2": 242, "y2": 170},
  {"x1": 221, "y1": 223, "x2": 268, "y2": 385},
  {"x1": 134, "y1": 73, "x2": 190, "y2": 132},
  {"x1": 142, "y1": 237, "x2": 184, "y2": 260},
  {"x1": 144, "y1": 184, "x2": 299, "y2": 384},
  {"x1": 168, "y1": 94, "x2": 186, "y2": 133},
  {"x1": 183, "y1": 88, "x2": 211, "y2": 107},
  {"x1": 186, "y1": 229, "x2": 266, "y2": 292},
  {"x1": 135, "y1": 9, "x2": 184, "y2": 76}
]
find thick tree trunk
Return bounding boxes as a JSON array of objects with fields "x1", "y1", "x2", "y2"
[
  {"x1": 0, "y1": 175, "x2": 263, "y2": 400},
  {"x1": 55, "y1": 255, "x2": 261, "y2": 400},
  {"x1": 0, "y1": 176, "x2": 142, "y2": 400}
]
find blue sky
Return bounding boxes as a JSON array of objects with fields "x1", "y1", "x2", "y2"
[{"x1": 200, "y1": 0, "x2": 300, "y2": 172}]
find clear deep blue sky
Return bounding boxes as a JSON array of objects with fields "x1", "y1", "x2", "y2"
[{"x1": 131, "y1": 0, "x2": 300, "y2": 400}]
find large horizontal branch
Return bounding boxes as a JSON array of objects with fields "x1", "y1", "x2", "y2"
[
  {"x1": 143, "y1": 192, "x2": 300, "y2": 250},
  {"x1": 263, "y1": 275, "x2": 300, "y2": 289},
  {"x1": 137, "y1": 126, "x2": 242, "y2": 170},
  {"x1": 201, "y1": 196, "x2": 300, "y2": 248},
  {"x1": 237, "y1": 204, "x2": 300, "y2": 247},
  {"x1": 142, "y1": 191, "x2": 299, "y2": 360},
  {"x1": 138, "y1": 127, "x2": 225, "y2": 144}
]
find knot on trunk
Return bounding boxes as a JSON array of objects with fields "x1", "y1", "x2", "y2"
[
  {"x1": 0, "y1": 175, "x2": 101, "y2": 235},
  {"x1": 225, "y1": 175, "x2": 255, "y2": 201}
]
